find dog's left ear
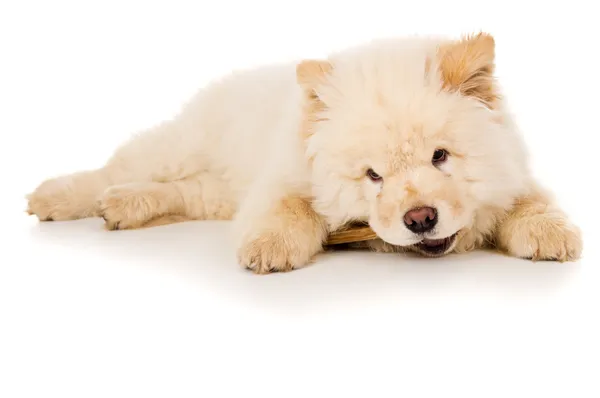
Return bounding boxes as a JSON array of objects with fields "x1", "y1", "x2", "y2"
[
  {"x1": 437, "y1": 32, "x2": 498, "y2": 108},
  {"x1": 296, "y1": 59, "x2": 333, "y2": 94}
]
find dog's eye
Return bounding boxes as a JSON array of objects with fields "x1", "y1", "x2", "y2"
[
  {"x1": 432, "y1": 149, "x2": 448, "y2": 165},
  {"x1": 366, "y1": 168, "x2": 383, "y2": 182}
]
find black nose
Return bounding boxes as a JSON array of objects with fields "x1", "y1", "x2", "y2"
[{"x1": 403, "y1": 207, "x2": 437, "y2": 233}]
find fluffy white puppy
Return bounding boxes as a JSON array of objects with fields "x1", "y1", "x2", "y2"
[{"x1": 27, "y1": 33, "x2": 582, "y2": 273}]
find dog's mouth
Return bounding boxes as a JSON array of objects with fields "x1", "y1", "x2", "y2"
[{"x1": 413, "y1": 233, "x2": 458, "y2": 257}]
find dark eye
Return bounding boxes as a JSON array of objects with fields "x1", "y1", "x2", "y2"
[
  {"x1": 432, "y1": 149, "x2": 448, "y2": 165},
  {"x1": 366, "y1": 168, "x2": 383, "y2": 182}
]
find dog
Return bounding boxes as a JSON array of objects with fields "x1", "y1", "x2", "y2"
[{"x1": 27, "y1": 32, "x2": 582, "y2": 273}]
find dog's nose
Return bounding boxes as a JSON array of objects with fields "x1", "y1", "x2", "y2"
[{"x1": 403, "y1": 207, "x2": 437, "y2": 233}]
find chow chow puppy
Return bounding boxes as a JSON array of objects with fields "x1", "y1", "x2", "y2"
[{"x1": 27, "y1": 33, "x2": 582, "y2": 273}]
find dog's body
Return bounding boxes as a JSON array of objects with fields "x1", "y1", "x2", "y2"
[{"x1": 27, "y1": 33, "x2": 582, "y2": 273}]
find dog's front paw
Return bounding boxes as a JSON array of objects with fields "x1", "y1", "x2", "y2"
[
  {"x1": 235, "y1": 197, "x2": 326, "y2": 274},
  {"x1": 500, "y1": 212, "x2": 582, "y2": 262},
  {"x1": 237, "y1": 230, "x2": 322, "y2": 274}
]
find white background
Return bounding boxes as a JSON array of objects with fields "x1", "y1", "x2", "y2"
[{"x1": 1, "y1": 1, "x2": 599, "y2": 397}]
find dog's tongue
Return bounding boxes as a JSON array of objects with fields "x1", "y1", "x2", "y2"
[{"x1": 421, "y1": 238, "x2": 446, "y2": 247}]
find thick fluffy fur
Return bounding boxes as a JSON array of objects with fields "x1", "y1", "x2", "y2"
[{"x1": 27, "y1": 33, "x2": 582, "y2": 273}]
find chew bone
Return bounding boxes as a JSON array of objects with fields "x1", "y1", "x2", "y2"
[{"x1": 325, "y1": 225, "x2": 378, "y2": 245}]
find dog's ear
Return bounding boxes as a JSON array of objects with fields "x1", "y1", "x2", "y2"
[
  {"x1": 437, "y1": 32, "x2": 498, "y2": 108},
  {"x1": 296, "y1": 59, "x2": 333, "y2": 93},
  {"x1": 296, "y1": 60, "x2": 333, "y2": 142}
]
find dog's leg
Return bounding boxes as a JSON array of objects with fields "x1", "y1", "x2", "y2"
[
  {"x1": 27, "y1": 169, "x2": 113, "y2": 221},
  {"x1": 98, "y1": 174, "x2": 236, "y2": 230},
  {"x1": 27, "y1": 119, "x2": 207, "y2": 222},
  {"x1": 495, "y1": 186, "x2": 582, "y2": 261},
  {"x1": 234, "y1": 184, "x2": 328, "y2": 274}
]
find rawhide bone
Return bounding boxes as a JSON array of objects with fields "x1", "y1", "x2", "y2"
[{"x1": 325, "y1": 224, "x2": 378, "y2": 246}]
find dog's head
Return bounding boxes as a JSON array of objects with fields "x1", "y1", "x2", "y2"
[{"x1": 297, "y1": 33, "x2": 530, "y2": 256}]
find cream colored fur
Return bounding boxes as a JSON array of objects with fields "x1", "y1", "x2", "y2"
[{"x1": 27, "y1": 33, "x2": 582, "y2": 273}]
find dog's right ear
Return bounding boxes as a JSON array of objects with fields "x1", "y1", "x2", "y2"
[
  {"x1": 296, "y1": 60, "x2": 333, "y2": 93},
  {"x1": 296, "y1": 60, "x2": 333, "y2": 142}
]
